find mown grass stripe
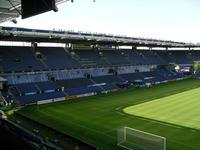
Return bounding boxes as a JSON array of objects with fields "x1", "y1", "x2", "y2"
[{"x1": 124, "y1": 87, "x2": 200, "y2": 130}]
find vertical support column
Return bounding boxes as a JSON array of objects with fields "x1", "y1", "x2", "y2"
[{"x1": 132, "y1": 46, "x2": 137, "y2": 50}]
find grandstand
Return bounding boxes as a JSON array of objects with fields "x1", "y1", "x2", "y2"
[
  {"x1": 1, "y1": 1, "x2": 200, "y2": 149},
  {"x1": 0, "y1": 26, "x2": 199, "y2": 149},
  {"x1": 0, "y1": 27, "x2": 196, "y2": 106},
  {"x1": 0, "y1": 26, "x2": 200, "y2": 149}
]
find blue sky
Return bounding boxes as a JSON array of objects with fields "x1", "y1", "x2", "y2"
[{"x1": 2, "y1": 0, "x2": 200, "y2": 43}]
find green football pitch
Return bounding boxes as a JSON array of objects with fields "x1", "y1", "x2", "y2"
[
  {"x1": 15, "y1": 78, "x2": 200, "y2": 150},
  {"x1": 124, "y1": 87, "x2": 200, "y2": 130}
]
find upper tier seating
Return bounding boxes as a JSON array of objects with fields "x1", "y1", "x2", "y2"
[
  {"x1": 1, "y1": 46, "x2": 200, "y2": 72},
  {"x1": 124, "y1": 50, "x2": 146, "y2": 65},
  {"x1": 74, "y1": 50, "x2": 106, "y2": 67},
  {"x1": 0, "y1": 46, "x2": 43, "y2": 72},
  {"x1": 75, "y1": 49, "x2": 131, "y2": 67},
  {"x1": 171, "y1": 51, "x2": 193, "y2": 64},
  {"x1": 36, "y1": 47, "x2": 80, "y2": 69},
  {"x1": 101, "y1": 50, "x2": 130, "y2": 65},
  {"x1": 189, "y1": 51, "x2": 200, "y2": 62}
]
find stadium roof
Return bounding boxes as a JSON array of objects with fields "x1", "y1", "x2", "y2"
[
  {"x1": 0, "y1": 0, "x2": 66, "y2": 23},
  {"x1": 1, "y1": 26, "x2": 200, "y2": 48}
]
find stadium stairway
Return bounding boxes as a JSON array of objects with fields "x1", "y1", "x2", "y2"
[
  {"x1": 102, "y1": 56, "x2": 112, "y2": 66},
  {"x1": 68, "y1": 51, "x2": 82, "y2": 67},
  {"x1": 89, "y1": 78, "x2": 105, "y2": 91},
  {"x1": 63, "y1": 47, "x2": 71, "y2": 55},
  {"x1": 116, "y1": 74, "x2": 126, "y2": 82},
  {"x1": 34, "y1": 84, "x2": 42, "y2": 92},
  {"x1": 120, "y1": 50, "x2": 133, "y2": 65},
  {"x1": 79, "y1": 58, "x2": 97, "y2": 67},
  {"x1": 154, "y1": 52, "x2": 167, "y2": 64},
  {"x1": 155, "y1": 69, "x2": 166, "y2": 79},
  {"x1": 39, "y1": 59, "x2": 49, "y2": 70},
  {"x1": 168, "y1": 52, "x2": 177, "y2": 63},
  {"x1": 7, "y1": 87, "x2": 20, "y2": 105},
  {"x1": 0, "y1": 95, "x2": 7, "y2": 105},
  {"x1": 124, "y1": 56, "x2": 133, "y2": 65},
  {"x1": 0, "y1": 65, "x2": 3, "y2": 73},
  {"x1": 31, "y1": 47, "x2": 49, "y2": 70},
  {"x1": 185, "y1": 51, "x2": 193, "y2": 64}
]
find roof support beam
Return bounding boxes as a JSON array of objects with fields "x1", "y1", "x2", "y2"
[{"x1": 0, "y1": 7, "x2": 19, "y2": 16}]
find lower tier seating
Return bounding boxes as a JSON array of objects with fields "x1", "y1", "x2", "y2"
[{"x1": 2, "y1": 68, "x2": 184, "y2": 106}]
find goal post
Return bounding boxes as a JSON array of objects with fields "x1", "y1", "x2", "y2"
[{"x1": 117, "y1": 127, "x2": 166, "y2": 150}]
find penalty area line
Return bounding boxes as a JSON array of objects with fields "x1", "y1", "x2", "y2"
[
  {"x1": 115, "y1": 107, "x2": 122, "y2": 111},
  {"x1": 116, "y1": 111, "x2": 126, "y2": 116},
  {"x1": 136, "y1": 117, "x2": 182, "y2": 129},
  {"x1": 149, "y1": 119, "x2": 182, "y2": 129},
  {"x1": 116, "y1": 112, "x2": 183, "y2": 129}
]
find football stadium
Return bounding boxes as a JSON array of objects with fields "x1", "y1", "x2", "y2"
[{"x1": 1, "y1": 0, "x2": 200, "y2": 150}]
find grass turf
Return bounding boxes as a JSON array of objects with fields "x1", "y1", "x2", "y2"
[
  {"x1": 124, "y1": 87, "x2": 200, "y2": 130},
  {"x1": 15, "y1": 78, "x2": 200, "y2": 150}
]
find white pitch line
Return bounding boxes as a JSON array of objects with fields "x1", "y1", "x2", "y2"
[
  {"x1": 137, "y1": 117, "x2": 182, "y2": 129},
  {"x1": 116, "y1": 111, "x2": 182, "y2": 129},
  {"x1": 191, "y1": 129, "x2": 197, "y2": 132},
  {"x1": 115, "y1": 107, "x2": 122, "y2": 111},
  {"x1": 116, "y1": 111, "x2": 126, "y2": 116},
  {"x1": 149, "y1": 120, "x2": 182, "y2": 129}
]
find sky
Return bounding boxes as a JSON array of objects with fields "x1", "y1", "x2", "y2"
[{"x1": 2, "y1": 0, "x2": 200, "y2": 43}]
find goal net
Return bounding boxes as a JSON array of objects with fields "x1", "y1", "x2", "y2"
[{"x1": 117, "y1": 127, "x2": 166, "y2": 150}]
